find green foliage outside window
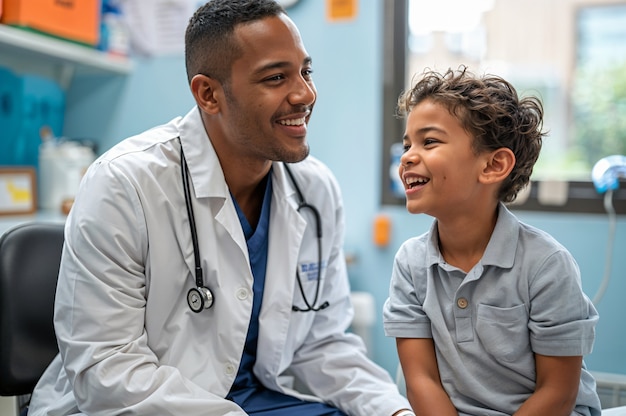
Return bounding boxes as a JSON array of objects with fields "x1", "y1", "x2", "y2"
[{"x1": 572, "y1": 61, "x2": 626, "y2": 168}]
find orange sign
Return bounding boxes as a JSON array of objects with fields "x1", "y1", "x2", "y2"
[{"x1": 326, "y1": 0, "x2": 358, "y2": 22}]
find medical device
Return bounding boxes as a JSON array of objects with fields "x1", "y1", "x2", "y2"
[
  {"x1": 181, "y1": 146, "x2": 214, "y2": 313},
  {"x1": 283, "y1": 163, "x2": 329, "y2": 312},
  {"x1": 590, "y1": 154, "x2": 626, "y2": 305},
  {"x1": 180, "y1": 145, "x2": 328, "y2": 313}
]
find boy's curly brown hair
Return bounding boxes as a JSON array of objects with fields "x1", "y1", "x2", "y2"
[{"x1": 397, "y1": 66, "x2": 546, "y2": 203}]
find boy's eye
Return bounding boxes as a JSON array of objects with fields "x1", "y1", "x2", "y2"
[{"x1": 402, "y1": 143, "x2": 411, "y2": 152}]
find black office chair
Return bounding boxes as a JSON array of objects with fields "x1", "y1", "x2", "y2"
[{"x1": 0, "y1": 221, "x2": 65, "y2": 414}]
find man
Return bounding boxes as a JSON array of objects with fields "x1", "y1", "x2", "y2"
[{"x1": 28, "y1": 1, "x2": 413, "y2": 415}]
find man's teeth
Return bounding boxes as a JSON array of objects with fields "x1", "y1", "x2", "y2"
[
  {"x1": 405, "y1": 176, "x2": 428, "y2": 186},
  {"x1": 278, "y1": 117, "x2": 305, "y2": 126}
]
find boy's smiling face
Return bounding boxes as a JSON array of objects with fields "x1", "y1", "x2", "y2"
[{"x1": 399, "y1": 99, "x2": 492, "y2": 219}]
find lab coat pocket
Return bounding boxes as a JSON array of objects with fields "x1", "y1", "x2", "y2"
[
  {"x1": 476, "y1": 303, "x2": 529, "y2": 363},
  {"x1": 292, "y1": 275, "x2": 323, "y2": 312},
  {"x1": 291, "y1": 260, "x2": 326, "y2": 309}
]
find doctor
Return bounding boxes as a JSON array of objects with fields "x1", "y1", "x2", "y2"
[{"x1": 28, "y1": 0, "x2": 413, "y2": 415}]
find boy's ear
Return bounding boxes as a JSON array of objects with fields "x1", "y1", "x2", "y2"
[
  {"x1": 190, "y1": 74, "x2": 223, "y2": 115},
  {"x1": 480, "y1": 147, "x2": 515, "y2": 184}
]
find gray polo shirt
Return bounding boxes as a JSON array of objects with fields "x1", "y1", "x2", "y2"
[{"x1": 383, "y1": 204, "x2": 601, "y2": 416}]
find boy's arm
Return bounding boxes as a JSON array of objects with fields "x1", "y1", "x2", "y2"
[
  {"x1": 397, "y1": 337, "x2": 457, "y2": 415},
  {"x1": 513, "y1": 354, "x2": 582, "y2": 416}
]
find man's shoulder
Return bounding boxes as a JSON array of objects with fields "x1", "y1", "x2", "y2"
[{"x1": 98, "y1": 118, "x2": 182, "y2": 164}]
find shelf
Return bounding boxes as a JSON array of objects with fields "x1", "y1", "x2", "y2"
[{"x1": 0, "y1": 24, "x2": 132, "y2": 85}]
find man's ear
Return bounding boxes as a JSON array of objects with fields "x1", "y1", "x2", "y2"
[
  {"x1": 190, "y1": 74, "x2": 223, "y2": 115},
  {"x1": 480, "y1": 147, "x2": 515, "y2": 184}
]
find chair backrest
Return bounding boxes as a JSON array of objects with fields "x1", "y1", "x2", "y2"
[{"x1": 0, "y1": 221, "x2": 65, "y2": 396}]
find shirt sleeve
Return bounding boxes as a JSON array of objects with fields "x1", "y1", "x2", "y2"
[
  {"x1": 53, "y1": 159, "x2": 246, "y2": 415},
  {"x1": 383, "y1": 241, "x2": 433, "y2": 339},
  {"x1": 527, "y1": 248, "x2": 599, "y2": 356}
]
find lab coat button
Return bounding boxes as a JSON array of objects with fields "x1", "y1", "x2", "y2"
[
  {"x1": 236, "y1": 288, "x2": 248, "y2": 300},
  {"x1": 225, "y1": 363, "x2": 236, "y2": 375},
  {"x1": 457, "y1": 297, "x2": 468, "y2": 309}
]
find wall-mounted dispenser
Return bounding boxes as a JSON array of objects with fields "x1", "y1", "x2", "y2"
[
  {"x1": 592, "y1": 155, "x2": 626, "y2": 194},
  {"x1": 590, "y1": 154, "x2": 626, "y2": 305}
]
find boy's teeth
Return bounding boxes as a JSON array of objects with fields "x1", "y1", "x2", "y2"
[{"x1": 405, "y1": 177, "x2": 428, "y2": 185}]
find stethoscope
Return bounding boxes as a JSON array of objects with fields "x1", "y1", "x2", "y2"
[{"x1": 181, "y1": 144, "x2": 329, "y2": 313}]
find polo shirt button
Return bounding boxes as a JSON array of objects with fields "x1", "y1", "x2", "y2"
[{"x1": 457, "y1": 297, "x2": 468, "y2": 309}]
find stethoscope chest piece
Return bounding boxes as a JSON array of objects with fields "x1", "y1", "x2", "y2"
[{"x1": 187, "y1": 286, "x2": 214, "y2": 313}]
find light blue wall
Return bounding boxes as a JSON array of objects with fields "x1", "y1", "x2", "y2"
[
  {"x1": 64, "y1": 1, "x2": 626, "y2": 379},
  {"x1": 64, "y1": 56, "x2": 195, "y2": 152}
]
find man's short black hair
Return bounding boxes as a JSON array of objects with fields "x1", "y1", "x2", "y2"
[{"x1": 185, "y1": 0, "x2": 286, "y2": 84}]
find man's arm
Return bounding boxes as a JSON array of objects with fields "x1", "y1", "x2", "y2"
[{"x1": 53, "y1": 160, "x2": 245, "y2": 415}]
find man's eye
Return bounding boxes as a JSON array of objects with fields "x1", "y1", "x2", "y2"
[
  {"x1": 303, "y1": 68, "x2": 314, "y2": 78},
  {"x1": 265, "y1": 74, "x2": 285, "y2": 82}
]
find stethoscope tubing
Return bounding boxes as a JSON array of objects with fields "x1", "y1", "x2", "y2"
[
  {"x1": 181, "y1": 147, "x2": 204, "y2": 288},
  {"x1": 283, "y1": 163, "x2": 329, "y2": 312}
]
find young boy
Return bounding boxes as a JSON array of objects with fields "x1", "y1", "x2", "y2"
[{"x1": 383, "y1": 67, "x2": 602, "y2": 416}]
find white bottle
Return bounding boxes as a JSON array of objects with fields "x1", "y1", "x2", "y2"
[{"x1": 39, "y1": 139, "x2": 95, "y2": 212}]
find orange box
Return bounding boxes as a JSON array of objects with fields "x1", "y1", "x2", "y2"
[{"x1": 1, "y1": 0, "x2": 100, "y2": 45}]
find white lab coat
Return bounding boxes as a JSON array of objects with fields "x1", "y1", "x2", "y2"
[{"x1": 28, "y1": 107, "x2": 410, "y2": 416}]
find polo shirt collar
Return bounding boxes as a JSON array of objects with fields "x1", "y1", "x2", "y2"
[
  {"x1": 424, "y1": 202, "x2": 519, "y2": 269},
  {"x1": 482, "y1": 203, "x2": 519, "y2": 268}
]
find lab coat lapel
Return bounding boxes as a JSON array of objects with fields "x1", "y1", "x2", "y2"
[
  {"x1": 264, "y1": 178, "x2": 305, "y2": 311},
  {"x1": 257, "y1": 164, "x2": 307, "y2": 375},
  {"x1": 175, "y1": 107, "x2": 250, "y2": 285}
]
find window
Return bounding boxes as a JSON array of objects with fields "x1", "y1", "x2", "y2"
[{"x1": 381, "y1": 0, "x2": 626, "y2": 213}]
